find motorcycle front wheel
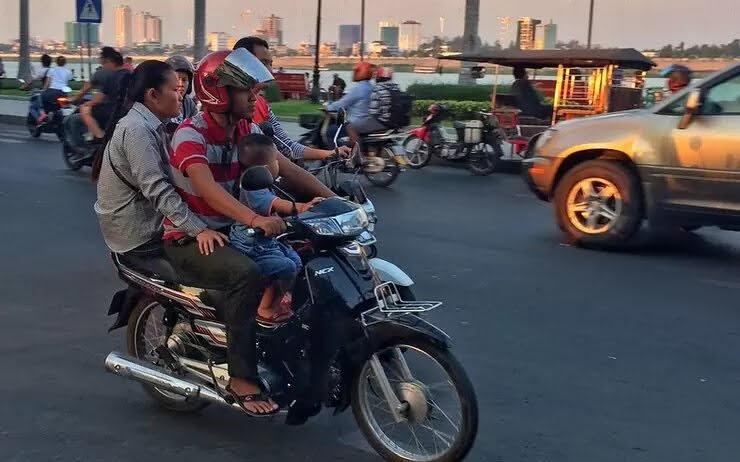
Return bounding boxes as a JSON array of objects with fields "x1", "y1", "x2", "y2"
[
  {"x1": 402, "y1": 135, "x2": 432, "y2": 169},
  {"x1": 27, "y1": 115, "x2": 41, "y2": 138},
  {"x1": 364, "y1": 146, "x2": 401, "y2": 188},
  {"x1": 352, "y1": 339, "x2": 478, "y2": 462}
]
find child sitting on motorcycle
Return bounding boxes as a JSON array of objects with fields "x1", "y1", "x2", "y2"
[{"x1": 231, "y1": 133, "x2": 322, "y2": 324}]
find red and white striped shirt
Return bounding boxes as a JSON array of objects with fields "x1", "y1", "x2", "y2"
[{"x1": 164, "y1": 111, "x2": 261, "y2": 241}]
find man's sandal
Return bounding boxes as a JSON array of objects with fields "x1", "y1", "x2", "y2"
[{"x1": 225, "y1": 385, "x2": 279, "y2": 417}]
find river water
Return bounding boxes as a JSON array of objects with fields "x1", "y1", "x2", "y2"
[{"x1": 2, "y1": 60, "x2": 668, "y2": 91}]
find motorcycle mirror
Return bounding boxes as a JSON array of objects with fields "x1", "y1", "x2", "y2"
[
  {"x1": 240, "y1": 166, "x2": 274, "y2": 191},
  {"x1": 335, "y1": 108, "x2": 346, "y2": 126}
]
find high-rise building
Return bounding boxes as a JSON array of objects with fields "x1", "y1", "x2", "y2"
[
  {"x1": 208, "y1": 32, "x2": 231, "y2": 51},
  {"x1": 259, "y1": 14, "x2": 283, "y2": 46},
  {"x1": 319, "y1": 42, "x2": 337, "y2": 57},
  {"x1": 516, "y1": 17, "x2": 541, "y2": 50},
  {"x1": 378, "y1": 21, "x2": 399, "y2": 55},
  {"x1": 114, "y1": 5, "x2": 132, "y2": 48},
  {"x1": 133, "y1": 11, "x2": 162, "y2": 45},
  {"x1": 369, "y1": 40, "x2": 388, "y2": 57},
  {"x1": 338, "y1": 24, "x2": 361, "y2": 56},
  {"x1": 64, "y1": 21, "x2": 100, "y2": 49},
  {"x1": 399, "y1": 20, "x2": 421, "y2": 52},
  {"x1": 544, "y1": 21, "x2": 557, "y2": 49}
]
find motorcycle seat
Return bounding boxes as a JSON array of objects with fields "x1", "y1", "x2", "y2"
[{"x1": 117, "y1": 252, "x2": 182, "y2": 283}]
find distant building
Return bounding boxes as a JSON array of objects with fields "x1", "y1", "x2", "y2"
[
  {"x1": 338, "y1": 24, "x2": 361, "y2": 56},
  {"x1": 516, "y1": 17, "x2": 541, "y2": 50},
  {"x1": 64, "y1": 21, "x2": 100, "y2": 49},
  {"x1": 319, "y1": 42, "x2": 337, "y2": 57},
  {"x1": 259, "y1": 14, "x2": 283, "y2": 46},
  {"x1": 399, "y1": 20, "x2": 421, "y2": 52},
  {"x1": 133, "y1": 12, "x2": 162, "y2": 45},
  {"x1": 114, "y1": 5, "x2": 132, "y2": 48},
  {"x1": 378, "y1": 21, "x2": 399, "y2": 55},
  {"x1": 208, "y1": 32, "x2": 232, "y2": 52},
  {"x1": 543, "y1": 21, "x2": 557, "y2": 49},
  {"x1": 369, "y1": 40, "x2": 388, "y2": 57},
  {"x1": 297, "y1": 41, "x2": 315, "y2": 56}
]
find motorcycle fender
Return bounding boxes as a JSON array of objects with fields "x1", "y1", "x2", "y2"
[
  {"x1": 369, "y1": 258, "x2": 414, "y2": 287},
  {"x1": 107, "y1": 286, "x2": 142, "y2": 332}
]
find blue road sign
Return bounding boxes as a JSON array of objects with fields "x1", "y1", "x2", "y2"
[{"x1": 76, "y1": 0, "x2": 102, "y2": 24}]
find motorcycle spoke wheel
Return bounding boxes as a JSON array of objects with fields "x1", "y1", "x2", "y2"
[
  {"x1": 353, "y1": 341, "x2": 478, "y2": 462},
  {"x1": 364, "y1": 147, "x2": 400, "y2": 187},
  {"x1": 402, "y1": 136, "x2": 430, "y2": 169}
]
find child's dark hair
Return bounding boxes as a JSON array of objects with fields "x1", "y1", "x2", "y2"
[
  {"x1": 238, "y1": 133, "x2": 275, "y2": 168},
  {"x1": 91, "y1": 60, "x2": 174, "y2": 181}
]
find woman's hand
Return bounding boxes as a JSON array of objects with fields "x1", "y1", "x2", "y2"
[
  {"x1": 196, "y1": 229, "x2": 229, "y2": 256},
  {"x1": 296, "y1": 197, "x2": 324, "y2": 213}
]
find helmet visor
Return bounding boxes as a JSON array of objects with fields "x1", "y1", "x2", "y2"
[{"x1": 216, "y1": 48, "x2": 274, "y2": 90}]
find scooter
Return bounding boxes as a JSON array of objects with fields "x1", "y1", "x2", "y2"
[
  {"x1": 23, "y1": 83, "x2": 74, "y2": 141},
  {"x1": 103, "y1": 166, "x2": 479, "y2": 462},
  {"x1": 402, "y1": 104, "x2": 503, "y2": 176}
]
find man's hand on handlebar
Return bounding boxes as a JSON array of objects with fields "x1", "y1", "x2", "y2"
[
  {"x1": 336, "y1": 145, "x2": 352, "y2": 158},
  {"x1": 252, "y1": 216, "x2": 286, "y2": 237}
]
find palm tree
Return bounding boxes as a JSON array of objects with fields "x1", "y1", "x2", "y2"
[
  {"x1": 18, "y1": 0, "x2": 31, "y2": 81},
  {"x1": 458, "y1": 0, "x2": 480, "y2": 84},
  {"x1": 193, "y1": 0, "x2": 206, "y2": 60}
]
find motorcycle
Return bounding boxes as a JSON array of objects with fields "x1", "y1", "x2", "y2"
[
  {"x1": 299, "y1": 109, "x2": 405, "y2": 188},
  {"x1": 402, "y1": 105, "x2": 503, "y2": 176},
  {"x1": 24, "y1": 84, "x2": 74, "y2": 141},
  {"x1": 103, "y1": 166, "x2": 478, "y2": 462},
  {"x1": 60, "y1": 91, "x2": 97, "y2": 171}
]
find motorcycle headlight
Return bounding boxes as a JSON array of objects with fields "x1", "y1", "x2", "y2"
[
  {"x1": 304, "y1": 208, "x2": 369, "y2": 237},
  {"x1": 362, "y1": 199, "x2": 377, "y2": 224}
]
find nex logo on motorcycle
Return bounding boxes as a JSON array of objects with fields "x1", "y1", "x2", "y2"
[{"x1": 314, "y1": 267, "x2": 335, "y2": 276}]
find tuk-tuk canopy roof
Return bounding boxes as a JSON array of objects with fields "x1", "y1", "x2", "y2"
[{"x1": 438, "y1": 48, "x2": 655, "y2": 71}]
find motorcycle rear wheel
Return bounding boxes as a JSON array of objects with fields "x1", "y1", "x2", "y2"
[
  {"x1": 27, "y1": 115, "x2": 41, "y2": 138},
  {"x1": 467, "y1": 142, "x2": 502, "y2": 176},
  {"x1": 127, "y1": 298, "x2": 210, "y2": 413},
  {"x1": 364, "y1": 146, "x2": 401, "y2": 188},
  {"x1": 352, "y1": 339, "x2": 478, "y2": 462},
  {"x1": 62, "y1": 142, "x2": 84, "y2": 171}
]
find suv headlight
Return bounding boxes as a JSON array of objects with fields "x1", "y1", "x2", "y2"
[{"x1": 304, "y1": 208, "x2": 369, "y2": 237}]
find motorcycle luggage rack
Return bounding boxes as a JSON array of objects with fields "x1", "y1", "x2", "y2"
[{"x1": 370, "y1": 282, "x2": 442, "y2": 316}]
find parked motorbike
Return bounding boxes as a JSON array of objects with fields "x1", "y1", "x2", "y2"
[
  {"x1": 103, "y1": 166, "x2": 478, "y2": 462},
  {"x1": 299, "y1": 109, "x2": 405, "y2": 188},
  {"x1": 402, "y1": 105, "x2": 503, "y2": 175},
  {"x1": 24, "y1": 84, "x2": 74, "y2": 141}
]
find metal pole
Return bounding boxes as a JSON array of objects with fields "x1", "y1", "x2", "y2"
[
  {"x1": 193, "y1": 0, "x2": 206, "y2": 60},
  {"x1": 311, "y1": 0, "x2": 322, "y2": 103},
  {"x1": 359, "y1": 0, "x2": 365, "y2": 61},
  {"x1": 79, "y1": 45, "x2": 85, "y2": 81},
  {"x1": 587, "y1": 0, "x2": 594, "y2": 48},
  {"x1": 18, "y1": 0, "x2": 32, "y2": 81},
  {"x1": 87, "y1": 23, "x2": 92, "y2": 80}
]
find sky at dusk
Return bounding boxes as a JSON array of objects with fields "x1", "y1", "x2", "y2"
[{"x1": 1, "y1": 0, "x2": 737, "y2": 49}]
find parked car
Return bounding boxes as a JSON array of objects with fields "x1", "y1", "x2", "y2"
[{"x1": 523, "y1": 63, "x2": 740, "y2": 247}]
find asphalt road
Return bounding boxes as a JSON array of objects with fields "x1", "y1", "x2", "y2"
[{"x1": 2, "y1": 124, "x2": 740, "y2": 462}]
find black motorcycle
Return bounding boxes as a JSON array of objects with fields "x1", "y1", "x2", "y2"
[
  {"x1": 299, "y1": 110, "x2": 405, "y2": 188},
  {"x1": 104, "y1": 166, "x2": 478, "y2": 462},
  {"x1": 24, "y1": 86, "x2": 74, "y2": 141}
]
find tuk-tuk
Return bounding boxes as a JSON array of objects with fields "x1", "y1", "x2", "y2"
[{"x1": 439, "y1": 49, "x2": 656, "y2": 157}]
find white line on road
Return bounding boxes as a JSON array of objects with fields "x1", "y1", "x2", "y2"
[{"x1": 0, "y1": 137, "x2": 25, "y2": 144}]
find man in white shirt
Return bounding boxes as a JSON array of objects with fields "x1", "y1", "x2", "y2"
[{"x1": 41, "y1": 56, "x2": 73, "y2": 114}]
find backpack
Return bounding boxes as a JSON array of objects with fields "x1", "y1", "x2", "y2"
[{"x1": 371, "y1": 83, "x2": 412, "y2": 129}]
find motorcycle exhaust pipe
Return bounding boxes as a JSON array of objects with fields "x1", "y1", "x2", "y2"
[{"x1": 104, "y1": 351, "x2": 228, "y2": 406}]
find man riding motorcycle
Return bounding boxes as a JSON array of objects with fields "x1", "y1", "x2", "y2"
[
  {"x1": 165, "y1": 48, "x2": 334, "y2": 415},
  {"x1": 232, "y1": 36, "x2": 349, "y2": 162},
  {"x1": 326, "y1": 61, "x2": 375, "y2": 133},
  {"x1": 661, "y1": 63, "x2": 692, "y2": 94}
]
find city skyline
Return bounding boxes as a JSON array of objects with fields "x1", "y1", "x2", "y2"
[{"x1": 1, "y1": 0, "x2": 737, "y2": 50}]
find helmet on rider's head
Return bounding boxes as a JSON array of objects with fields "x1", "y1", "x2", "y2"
[
  {"x1": 166, "y1": 55, "x2": 195, "y2": 94},
  {"x1": 375, "y1": 66, "x2": 394, "y2": 82},
  {"x1": 194, "y1": 48, "x2": 274, "y2": 114},
  {"x1": 352, "y1": 61, "x2": 375, "y2": 82},
  {"x1": 660, "y1": 64, "x2": 692, "y2": 92}
]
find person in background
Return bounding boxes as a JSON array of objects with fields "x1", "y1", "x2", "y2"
[
  {"x1": 0, "y1": 57, "x2": 5, "y2": 78},
  {"x1": 329, "y1": 73, "x2": 346, "y2": 101},
  {"x1": 79, "y1": 47, "x2": 130, "y2": 141},
  {"x1": 661, "y1": 64, "x2": 692, "y2": 94},
  {"x1": 40, "y1": 56, "x2": 73, "y2": 117},
  {"x1": 510, "y1": 66, "x2": 551, "y2": 120},
  {"x1": 20, "y1": 54, "x2": 52, "y2": 90},
  {"x1": 164, "y1": 55, "x2": 197, "y2": 130},
  {"x1": 123, "y1": 56, "x2": 134, "y2": 71},
  {"x1": 326, "y1": 61, "x2": 375, "y2": 126},
  {"x1": 232, "y1": 36, "x2": 350, "y2": 161}
]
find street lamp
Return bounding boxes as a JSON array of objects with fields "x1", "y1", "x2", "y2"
[
  {"x1": 587, "y1": 0, "x2": 595, "y2": 48},
  {"x1": 310, "y1": 0, "x2": 322, "y2": 103},
  {"x1": 360, "y1": 0, "x2": 365, "y2": 61}
]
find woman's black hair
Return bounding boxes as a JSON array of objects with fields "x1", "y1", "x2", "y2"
[
  {"x1": 91, "y1": 60, "x2": 174, "y2": 181},
  {"x1": 40, "y1": 54, "x2": 52, "y2": 68}
]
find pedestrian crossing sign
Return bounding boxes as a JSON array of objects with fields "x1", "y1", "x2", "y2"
[{"x1": 76, "y1": 0, "x2": 102, "y2": 24}]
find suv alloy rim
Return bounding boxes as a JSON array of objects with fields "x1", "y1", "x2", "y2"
[{"x1": 566, "y1": 177, "x2": 623, "y2": 234}]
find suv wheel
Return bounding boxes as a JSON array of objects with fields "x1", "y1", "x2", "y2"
[{"x1": 554, "y1": 160, "x2": 643, "y2": 248}]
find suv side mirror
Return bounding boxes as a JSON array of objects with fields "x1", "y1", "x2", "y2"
[{"x1": 678, "y1": 90, "x2": 702, "y2": 129}]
